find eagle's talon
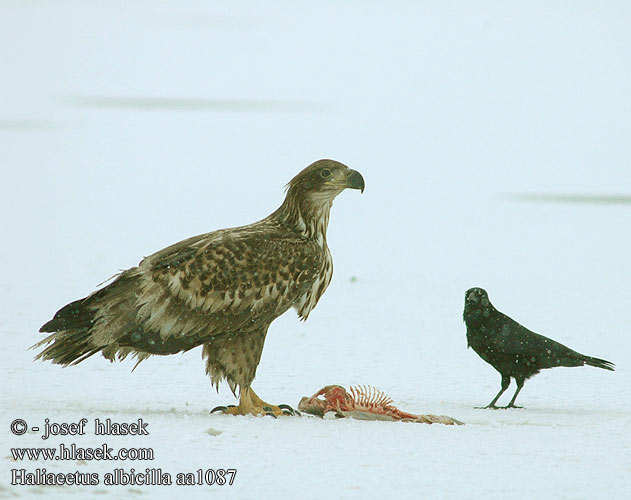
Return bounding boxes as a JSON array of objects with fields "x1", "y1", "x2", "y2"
[
  {"x1": 264, "y1": 412, "x2": 277, "y2": 419},
  {"x1": 278, "y1": 404, "x2": 295, "y2": 415},
  {"x1": 210, "y1": 405, "x2": 229, "y2": 414}
]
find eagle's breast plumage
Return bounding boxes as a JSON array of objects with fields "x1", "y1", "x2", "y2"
[{"x1": 132, "y1": 222, "x2": 329, "y2": 341}]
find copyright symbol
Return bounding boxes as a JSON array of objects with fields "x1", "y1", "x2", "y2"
[{"x1": 11, "y1": 419, "x2": 27, "y2": 435}]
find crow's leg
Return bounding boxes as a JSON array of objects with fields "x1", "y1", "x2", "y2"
[
  {"x1": 504, "y1": 378, "x2": 525, "y2": 408},
  {"x1": 476, "y1": 375, "x2": 510, "y2": 409}
]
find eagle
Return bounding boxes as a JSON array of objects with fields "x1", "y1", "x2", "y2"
[{"x1": 34, "y1": 159, "x2": 365, "y2": 416}]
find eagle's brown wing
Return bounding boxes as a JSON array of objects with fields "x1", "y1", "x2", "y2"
[
  {"x1": 36, "y1": 227, "x2": 324, "y2": 364},
  {"x1": 132, "y1": 228, "x2": 324, "y2": 343}
]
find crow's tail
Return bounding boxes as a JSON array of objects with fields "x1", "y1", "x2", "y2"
[{"x1": 583, "y1": 356, "x2": 615, "y2": 371}]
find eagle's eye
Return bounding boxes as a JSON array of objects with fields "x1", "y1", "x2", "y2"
[{"x1": 320, "y1": 168, "x2": 331, "y2": 178}]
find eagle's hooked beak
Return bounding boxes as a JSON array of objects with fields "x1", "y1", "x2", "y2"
[{"x1": 346, "y1": 169, "x2": 365, "y2": 193}]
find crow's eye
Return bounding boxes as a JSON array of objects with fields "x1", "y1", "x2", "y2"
[{"x1": 320, "y1": 168, "x2": 331, "y2": 178}]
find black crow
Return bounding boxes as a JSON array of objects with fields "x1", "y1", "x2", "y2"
[{"x1": 463, "y1": 287, "x2": 615, "y2": 409}]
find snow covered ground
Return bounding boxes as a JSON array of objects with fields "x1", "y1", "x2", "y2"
[{"x1": 1, "y1": 1, "x2": 630, "y2": 498}]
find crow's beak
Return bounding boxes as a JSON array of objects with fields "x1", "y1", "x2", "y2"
[
  {"x1": 467, "y1": 292, "x2": 479, "y2": 303},
  {"x1": 346, "y1": 169, "x2": 365, "y2": 193}
]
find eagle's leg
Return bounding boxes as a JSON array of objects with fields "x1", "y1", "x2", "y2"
[
  {"x1": 204, "y1": 330, "x2": 296, "y2": 416},
  {"x1": 214, "y1": 387, "x2": 296, "y2": 417},
  {"x1": 246, "y1": 387, "x2": 295, "y2": 416}
]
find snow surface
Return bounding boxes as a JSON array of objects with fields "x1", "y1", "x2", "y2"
[{"x1": 1, "y1": 1, "x2": 630, "y2": 499}]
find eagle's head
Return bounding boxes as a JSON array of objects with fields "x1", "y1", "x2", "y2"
[
  {"x1": 286, "y1": 159, "x2": 365, "y2": 201},
  {"x1": 278, "y1": 159, "x2": 364, "y2": 239},
  {"x1": 463, "y1": 287, "x2": 495, "y2": 326}
]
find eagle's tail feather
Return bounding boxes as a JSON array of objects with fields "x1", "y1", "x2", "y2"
[
  {"x1": 35, "y1": 290, "x2": 103, "y2": 365},
  {"x1": 35, "y1": 273, "x2": 136, "y2": 365},
  {"x1": 39, "y1": 294, "x2": 100, "y2": 334},
  {"x1": 32, "y1": 327, "x2": 102, "y2": 366}
]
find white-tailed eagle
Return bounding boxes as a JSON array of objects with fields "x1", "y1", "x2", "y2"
[{"x1": 35, "y1": 159, "x2": 365, "y2": 416}]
